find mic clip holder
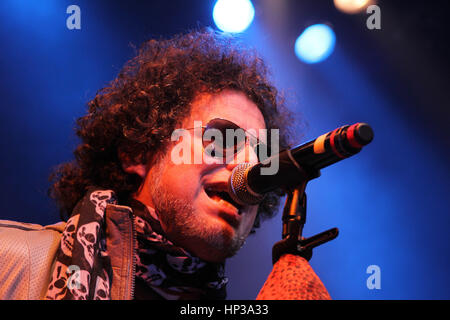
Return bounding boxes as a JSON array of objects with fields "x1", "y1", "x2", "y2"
[{"x1": 272, "y1": 170, "x2": 339, "y2": 265}]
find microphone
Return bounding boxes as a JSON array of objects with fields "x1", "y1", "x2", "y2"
[{"x1": 228, "y1": 122, "x2": 374, "y2": 206}]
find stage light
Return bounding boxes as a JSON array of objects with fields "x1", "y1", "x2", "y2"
[
  {"x1": 213, "y1": 0, "x2": 255, "y2": 33},
  {"x1": 334, "y1": 0, "x2": 372, "y2": 14},
  {"x1": 294, "y1": 24, "x2": 336, "y2": 64}
]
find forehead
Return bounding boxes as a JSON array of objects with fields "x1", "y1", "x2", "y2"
[{"x1": 185, "y1": 90, "x2": 266, "y2": 131}]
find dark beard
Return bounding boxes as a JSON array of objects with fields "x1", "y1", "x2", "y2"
[{"x1": 148, "y1": 158, "x2": 243, "y2": 262}]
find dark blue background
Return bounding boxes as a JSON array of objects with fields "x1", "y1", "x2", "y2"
[{"x1": 0, "y1": 0, "x2": 449, "y2": 299}]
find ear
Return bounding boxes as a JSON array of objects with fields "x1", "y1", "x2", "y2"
[
  {"x1": 118, "y1": 151, "x2": 148, "y2": 179},
  {"x1": 122, "y1": 163, "x2": 147, "y2": 179}
]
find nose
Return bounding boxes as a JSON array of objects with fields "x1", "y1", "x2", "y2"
[{"x1": 226, "y1": 140, "x2": 259, "y2": 172}]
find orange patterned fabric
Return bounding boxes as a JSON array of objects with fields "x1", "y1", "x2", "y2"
[{"x1": 256, "y1": 254, "x2": 331, "y2": 300}]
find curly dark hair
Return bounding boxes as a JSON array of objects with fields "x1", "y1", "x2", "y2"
[{"x1": 49, "y1": 29, "x2": 295, "y2": 227}]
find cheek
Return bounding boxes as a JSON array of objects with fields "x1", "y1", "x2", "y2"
[
  {"x1": 160, "y1": 163, "x2": 203, "y2": 200},
  {"x1": 239, "y1": 206, "x2": 259, "y2": 236}
]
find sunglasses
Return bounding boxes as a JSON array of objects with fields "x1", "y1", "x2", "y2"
[{"x1": 184, "y1": 118, "x2": 271, "y2": 162}]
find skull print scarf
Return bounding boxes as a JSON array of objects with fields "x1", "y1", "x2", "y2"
[{"x1": 45, "y1": 187, "x2": 228, "y2": 300}]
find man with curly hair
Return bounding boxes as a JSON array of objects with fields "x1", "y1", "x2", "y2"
[{"x1": 0, "y1": 29, "x2": 330, "y2": 300}]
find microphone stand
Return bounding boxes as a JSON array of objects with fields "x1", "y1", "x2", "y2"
[
  {"x1": 256, "y1": 166, "x2": 340, "y2": 300},
  {"x1": 272, "y1": 169, "x2": 339, "y2": 265}
]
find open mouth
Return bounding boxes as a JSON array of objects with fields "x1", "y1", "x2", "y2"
[{"x1": 204, "y1": 183, "x2": 243, "y2": 214}]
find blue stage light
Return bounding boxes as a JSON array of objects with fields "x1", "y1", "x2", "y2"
[
  {"x1": 295, "y1": 24, "x2": 336, "y2": 64},
  {"x1": 213, "y1": 0, "x2": 255, "y2": 33}
]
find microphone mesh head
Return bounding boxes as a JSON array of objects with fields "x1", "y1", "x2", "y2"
[{"x1": 228, "y1": 163, "x2": 264, "y2": 206}]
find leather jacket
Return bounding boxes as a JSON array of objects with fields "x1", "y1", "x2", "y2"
[{"x1": 0, "y1": 204, "x2": 136, "y2": 300}]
